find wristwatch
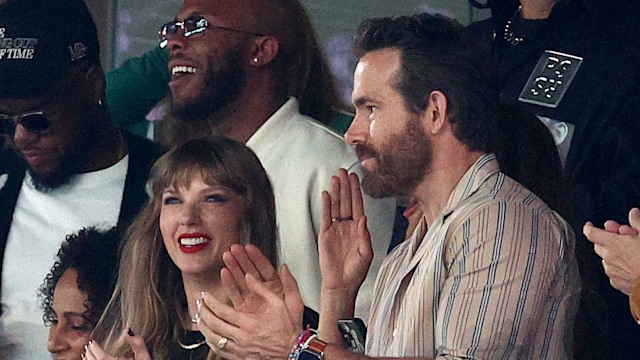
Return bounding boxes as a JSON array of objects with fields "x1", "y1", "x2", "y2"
[
  {"x1": 298, "y1": 337, "x2": 327, "y2": 360},
  {"x1": 289, "y1": 329, "x2": 327, "y2": 360}
]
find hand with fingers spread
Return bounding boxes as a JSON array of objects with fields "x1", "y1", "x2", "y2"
[
  {"x1": 320, "y1": 169, "x2": 373, "y2": 297},
  {"x1": 83, "y1": 331, "x2": 152, "y2": 360},
  {"x1": 196, "y1": 265, "x2": 303, "y2": 360},
  {"x1": 584, "y1": 207, "x2": 640, "y2": 295},
  {"x1": 221, "y1": 244, "x2": 283, "y2": 313}
]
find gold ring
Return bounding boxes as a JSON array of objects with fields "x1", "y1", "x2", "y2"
[{"x1": 216, "y1": 336, "x2": 229, "y2": 350}]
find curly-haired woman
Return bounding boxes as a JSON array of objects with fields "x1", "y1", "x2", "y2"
[{"x1": 40, "y1": 227, "x2": 120, "y2": 360}]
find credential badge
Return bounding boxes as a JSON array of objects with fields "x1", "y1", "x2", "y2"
[{"x1": 518, "y1": 50, "x2": 583, "y2": 108}]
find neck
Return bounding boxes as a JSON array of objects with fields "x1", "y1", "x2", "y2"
[
  {"x1": 206, "y1": 76, "x2": 288, "y2": 143},
  {"x1": 412, "y1": 144, "x2": 484, "y2": 228},
  {"x1": 182, "y1": 273, "x2": 227, "y2": 330},
  {"x1": 82, "y1": 123, "x2": 126, "y2": 173},
  {"x1": 519, "y1": 0, "x2": 558, "y2": 19}
]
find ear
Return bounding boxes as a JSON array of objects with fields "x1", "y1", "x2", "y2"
[
  {"x1": 248, "y1": 35, "x2": 280, "y2": 66},
  {"x1": 424, "y1": 90, "x2": 448, "y2": 135},
  {"x1": 83, "y1": 65, "x2": 107, "y2": 105}
]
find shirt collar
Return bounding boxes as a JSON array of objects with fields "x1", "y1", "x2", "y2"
[
  {"x1": 402, "y1": 153, "x2": 499, "y2": 253},
  {"x1": 246, "y1": 97, "x2": 298, "y2": 149},
  {"x1": 440, "y1": 153, "x2": 500, "y2": 218}
]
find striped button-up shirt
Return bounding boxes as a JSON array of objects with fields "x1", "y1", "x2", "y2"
[{"x1": 366, "y1": 154, "x2": 580, "y2": 359}]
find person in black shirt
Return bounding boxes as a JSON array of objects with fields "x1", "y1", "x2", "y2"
[{"x1": 468, "y1": 1, "x2": 640, "y2": 358}]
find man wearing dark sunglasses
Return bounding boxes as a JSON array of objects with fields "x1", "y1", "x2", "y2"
[
  {"x1": 159, "y1": 0, "x2": 395, "y2": 324},
  {"x1": 0, "y1": 0, "x2": 164, "y2": 358}
]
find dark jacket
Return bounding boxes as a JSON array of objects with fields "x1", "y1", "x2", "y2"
[
  {"x1": 0, "y1": 132, "x2": 165, "y2": 312},
  {"x1": 468, "y1": 1, "x2": 640, "y2": 358}
]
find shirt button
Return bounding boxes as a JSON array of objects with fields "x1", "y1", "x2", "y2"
[{"x1": 392, "y1": 328, "x2": 398, "y2": 337}]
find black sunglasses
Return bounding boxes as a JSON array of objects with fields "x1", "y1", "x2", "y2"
[
  {"x1": 158, "y1": 15, "x2": 263, "y2": 49},
  {"x1": 0, "y1": 111, "x2": 51, "y2": 137}
]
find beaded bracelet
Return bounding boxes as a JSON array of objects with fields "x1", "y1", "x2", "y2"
[{"x1": 288, "y1": 329, "x2": 316, "y2": 359}]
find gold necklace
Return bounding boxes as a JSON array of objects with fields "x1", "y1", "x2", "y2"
[{"x1": 177, "y1": 338, "x2": 206, "y2": 350}]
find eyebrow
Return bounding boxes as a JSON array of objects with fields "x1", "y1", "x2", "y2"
[
  {"x1": 353, "y1": 94, "x2": 385, "y2": 108},
  {"x1": 51, "y1": 308, "x2": 94, "y2": 322},
  {"x1": 352, "y1": 95, "x2": 371, "y2": 107},
  {"x1": 65, "y1": 312, "x2": 90, "y2": 319},
  {"x1": 352, "y1": 97, "x2": 365, "y2": 107},
  {"x1": 163, "y1": 183, "x2": 232, "y2": 193},
  {"x1": 175, "y1": 11, "x2": 204, "y2": 21},
  {"x1": 52, "y1": 307, "x2": 86, "y2": 317}
]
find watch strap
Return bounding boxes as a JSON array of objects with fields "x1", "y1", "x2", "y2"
[{"x1": 289, "y1": 329, "x2": 326, "y2": 360}]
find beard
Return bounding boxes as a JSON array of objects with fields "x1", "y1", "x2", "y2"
[
  {"x1": 28, "y1": 163, "x2": 78, "y2": 192},
  {"x1": 171, "y1": 47, "x2": 247, "y2": 123},
  {"x1": 358, "y1": 115, "x2": 432, "y2": 198},
  {"x1": 27, "y1": 128, "x2": 93, "y2": 192}
]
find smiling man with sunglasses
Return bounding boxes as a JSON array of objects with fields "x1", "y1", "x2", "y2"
[{"x1": 0, "y1": 0, "x2": 164, "y2": 358}]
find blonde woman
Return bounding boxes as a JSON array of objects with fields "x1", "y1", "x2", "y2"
[{"x1": 86, "y1": 136, "x2": 304, "y2": 359}]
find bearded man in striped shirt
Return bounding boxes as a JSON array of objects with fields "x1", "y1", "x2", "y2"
[{"x1": 193, "y1": 13, "x2": 581, "y2": 360}]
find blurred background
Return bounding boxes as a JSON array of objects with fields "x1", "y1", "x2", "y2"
[{"x1": 84, "y1": 0, "x2": 489, "y2": 105}]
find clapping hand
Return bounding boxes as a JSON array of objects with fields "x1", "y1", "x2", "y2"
[
  {"x1": 195, "y1": 261, "x2": 303, "y2": 360},
  {"x1": 221, "y1": 244, "x2": 284, "y2": 313},
  {"x1": 584, "y1": 208, "x2": 640, "y2": 295}
]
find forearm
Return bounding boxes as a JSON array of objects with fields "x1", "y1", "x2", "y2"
[{"x1": 318, "y1": 288, "x2": 355, "y2": 344}]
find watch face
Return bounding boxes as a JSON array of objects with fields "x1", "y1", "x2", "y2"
[{"x1": 299, "y1": 349, "x2": 322, "y2": 360}]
